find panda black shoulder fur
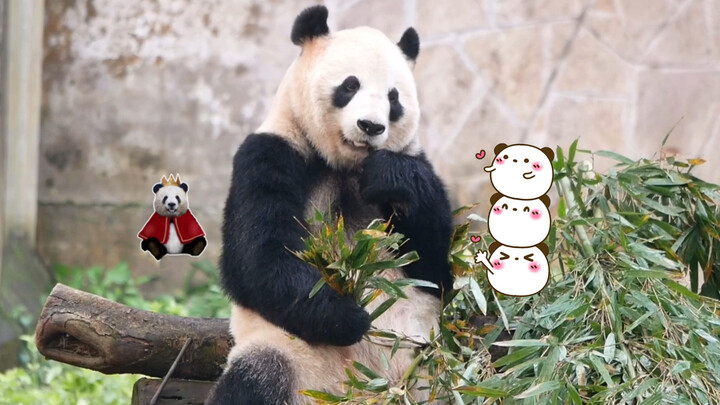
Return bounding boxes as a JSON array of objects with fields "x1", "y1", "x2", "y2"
[{"x1": 208, "y1": 6, "x2": 453, "y2": 405}]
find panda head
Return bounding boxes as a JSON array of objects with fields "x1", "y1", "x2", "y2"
[
  {"x1": 276, "y1": 6, "x2": 421, "y2": 168},
  {"x1": 152, "y1": 175, "x2": 189, "y2": 218}
]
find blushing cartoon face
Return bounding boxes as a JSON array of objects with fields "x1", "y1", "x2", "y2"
[
  {"x1": 484, "y1": 143, "x2": 554, "y2": 200},
  {"x1": 486, "y1": 245, "x2": 549, "y2": 296},
  {"x1": 488, "y1": 195, "x2": 551, "y2": 247}
]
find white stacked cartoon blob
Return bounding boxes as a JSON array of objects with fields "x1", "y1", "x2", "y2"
[
  {"x1": 475, "y1": 244, "x2": 550, "y2": 297},
  {"x1": 484, "y1": 143, "x2": 554, "y2": 200},
  {"x1": 488, "y1": 194, "x2": 551, "y2": 247},
  {"x1": 476, "y1": 143, "x2": 555, "y2": 297}
]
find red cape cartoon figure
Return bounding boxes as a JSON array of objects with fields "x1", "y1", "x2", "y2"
[
  {"x1": 138, "y1": 211, "x2": 205, "y2": 244},
  {"x1": 138, "y1": 174, "x2": 207, "y2": 260}
]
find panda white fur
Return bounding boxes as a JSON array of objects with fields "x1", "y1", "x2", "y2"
[{"x1": 209, "y1": 6, "x2": 453, "y2": 404}]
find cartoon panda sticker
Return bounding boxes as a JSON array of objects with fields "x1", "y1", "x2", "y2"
[
  {"x1": 138, "y1": 174, "x2": 207, "y2": 260},
  {"x1": 475, "y1": 242, "x2": 549, "y2": 297},
  {"x1": 484, "y1": 143, "x2": 555, "y2": 200},
  {"x1": 488, "y1": 193, "x2": 551, "y2": 247}
]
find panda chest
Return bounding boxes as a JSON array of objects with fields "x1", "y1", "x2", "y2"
[
  {"x1": 164, "y1": 222, "x2": 184, "y2": 254},
  {"x1": 304, "y1": 172, "x2": 382, "y2": 235}
]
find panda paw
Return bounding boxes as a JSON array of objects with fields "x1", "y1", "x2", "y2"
[
  {"x1": 359, "y1": 150, "x2": 417, "y2": 216},
  {"x1": 317, "y1": 294, "x2": 371, "y2": 346}
]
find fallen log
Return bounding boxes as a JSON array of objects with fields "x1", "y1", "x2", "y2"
[
  {"x1": 34, "y1": 283, "x2": 232, "y2": 380},
  {"x1": 131, "y1": 378, "x2": 214, "y2": 405}
]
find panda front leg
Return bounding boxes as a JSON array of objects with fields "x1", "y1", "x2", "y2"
[
  {"x1": 221, "y1": 134, "x2": 371, "y2": 346},
  {"x1": 360, "y1": 149, "x2": 454, "y2": 296},
  {"x1": 212, "y1": 134, "x2": 372, "y2": 403}
]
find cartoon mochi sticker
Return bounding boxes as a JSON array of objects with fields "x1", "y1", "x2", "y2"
[
  {"x1": 488, "y1": 193, "x2": 551, "y2": 247},
  {"x1": 475, "y1": 242, "x2": 549, "y2": 297},
  {"x1": 485, "y1": 143, "x2": 555, "y2": 200}
]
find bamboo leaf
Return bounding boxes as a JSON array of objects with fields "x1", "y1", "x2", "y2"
[
  {"x1": 493, "y1": 339, "x2": 549, "y2": 348},
  {"x1": 514, "y1": 381, "x2": 564, "y2": 399},
  {"x1": 469, "y1": 277, "x2": 487, "y2": 315},
  {"x1": 454, "y1": 385, "x2": 508, "y2": 398},
  {"x1": 595, "y1": 150, "x2": 635, "y2": 165},
  {"x1": 300, "y1": 390, "x2": 346, "y2": 401},
  {"x1": 308, "y1": 278, "x2": 326, "y2": 299},
  {"x1": 352, "y1": 361, "x2": 380, "y2": 379},
  {"x1": 369, "y1": 298, "x2": 397, "y2": 321}
]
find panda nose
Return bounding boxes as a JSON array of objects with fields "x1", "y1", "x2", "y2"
[
  {"x1": 357, "y1": 119, "x2": 386, "y2": 136},
  {"x1": 167, "y1": 202, "x2": 176, "y2": 208}
]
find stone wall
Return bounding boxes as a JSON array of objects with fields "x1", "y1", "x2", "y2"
[{"x1": 39, "y1": 0, "x2": 720, "y2": 293}]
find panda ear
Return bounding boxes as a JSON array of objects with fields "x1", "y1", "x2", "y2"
[
  {"x1": 490, "y1": 193, "x2": 503, "y2": 206},
  {"x1": 153, "y1": 183, "x2": 163, "y2": 194},
  {"x1": 291, "y1": 5, "x2": 329, "y2": 46},
  {"x1": 398, "y1": 27, "x2": 420, "y2": 62},
  {"x1": 536, "y1": 242, "x2": 549, "y2": 257},
  {"x1": 488, "y1": 241, "x2": 502, "y2": 256},
  {"x1": 179, "y1": 182, "x2": 189, "y2": 192},
  {"x1": 539, "y1": 194, "x2": 551, "y2": 208},
  {"x1": 494, "y1": 143, "x2": 508, "y2": 156},
  {"x1": 541, "y1": 147, "x2": 555, "y2": 162}
]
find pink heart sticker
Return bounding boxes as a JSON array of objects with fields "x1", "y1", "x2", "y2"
[
  {"x1": 470, "y1": 235, "x2": 482, "y2": 243},
  {"x1": 475, "y1": 150, "x2": 486, "y2": 160}
]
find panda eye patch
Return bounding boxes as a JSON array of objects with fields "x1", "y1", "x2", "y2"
[
  {"x1": 388, "y1": 88, "x2": 399, "y2": 103},
  {"x1": 162, "y1": 196, "x2": 168, "y2": 203},
  {"x1": 333, "y1": 76, "x2": 360, "y2": 108},
  {"x1": 343, "y1": 76, "x2": 360, "y2": 92},
  {"x1": 388, "y1": 87, "x2": 404, "y2": 122},
  {"x1": 176, "y1": 196, "x2": 181, "y2": 203}
]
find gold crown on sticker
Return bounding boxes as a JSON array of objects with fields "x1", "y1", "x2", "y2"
[{"x1": 161, "y1": 174, "x2": 181, "y2": 187}]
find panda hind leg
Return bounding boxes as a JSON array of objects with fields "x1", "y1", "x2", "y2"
[
  {"x1": 205, "y1": 347, "x2": 294, "y2": 405},
  {"x1": 141, "y1": 238, "x2": 167, "y2": 260},
  {"x1": 181, "y1": 236, "x2": 207, "y2": 256}
]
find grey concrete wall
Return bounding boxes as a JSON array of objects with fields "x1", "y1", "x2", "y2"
[
  {"x1": 38, "y1": 0, "x2": 720, "y2": 293},
  {"x1": 1, "y1": 0, "x2": 50, "y2": 369}
]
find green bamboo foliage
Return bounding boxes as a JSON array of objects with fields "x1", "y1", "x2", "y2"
[
  {"x1": 297, "y1": 143, "x2": 720, "y2": 404},
  {"x1": 292, "y1": 211, "x2": 436, "y2": 319}
]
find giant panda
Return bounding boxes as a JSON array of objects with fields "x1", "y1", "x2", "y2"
[{"x1": 208, "y1": 6, "x2": 453, "y2": 405}]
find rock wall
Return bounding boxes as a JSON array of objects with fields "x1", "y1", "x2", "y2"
[{"x1": 39, "y1": 0, "x2": 720, "y2": 293}]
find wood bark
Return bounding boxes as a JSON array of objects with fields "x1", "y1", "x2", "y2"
[
  {"x1": 34, "y1": 283, "x2": 232, "y2": 381},
  {"x1": 131, "y1": 378, "x2": 214, "y2": 405}
]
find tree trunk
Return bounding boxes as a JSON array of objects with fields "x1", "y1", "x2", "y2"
[{"x1": 34, "y1": 283, "x2": 232, "y2": 381}]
